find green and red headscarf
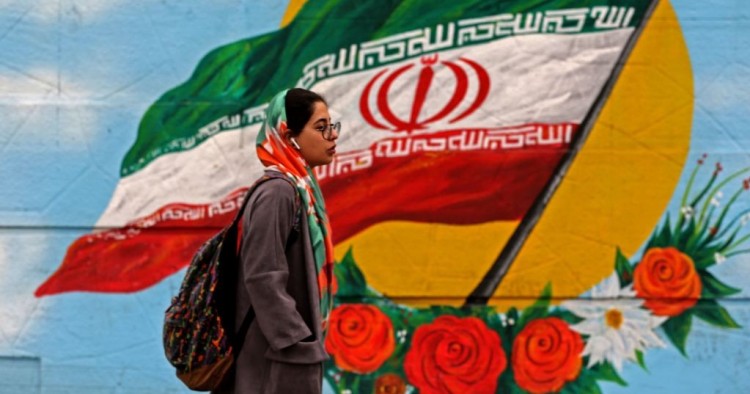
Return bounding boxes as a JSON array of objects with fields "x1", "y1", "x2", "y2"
[{"x1": 256, "y1": 89, "x2": 336, "y2": 332}]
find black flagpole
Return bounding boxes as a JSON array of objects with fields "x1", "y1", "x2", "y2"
[{"x1": 465, "y1": 0, "x2": 661, "y2": 306}]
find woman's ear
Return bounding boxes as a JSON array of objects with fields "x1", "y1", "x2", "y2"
[
  {"x1": 279, "y1": 121, "x2": 292, "y2": 141},
  {"x1": 280, "y1": 121, "x2": 302, "y2": 150}
]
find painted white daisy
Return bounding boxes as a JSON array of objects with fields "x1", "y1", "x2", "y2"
[{"x1": 562, "y1": 272, "x2": 667, "y2": 372}]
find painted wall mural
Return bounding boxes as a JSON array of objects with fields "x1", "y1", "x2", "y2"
[{"x1": 1, "y1": 0, "x2": 749, "y2": 393}]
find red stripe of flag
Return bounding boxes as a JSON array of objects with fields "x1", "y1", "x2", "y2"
[{"x1": 35, "y1": 124, "x2": 576, "y2": 296}]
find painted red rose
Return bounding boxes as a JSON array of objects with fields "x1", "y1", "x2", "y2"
[
  {"x1": 324, "y1": 304, "x2": 395, "y2": 373},
  {"x1": 375, "y1": 373, "x2": 406, "y2": 394},
  {"x1": 404, "y1": 315, "x2": 507, "y2": 394},
  {"x1": 633, "y1": 247, "x2": 702, "y2": 316},
  {"x1": 512, "y1": 317, "x2": 583, "y2": 394}
]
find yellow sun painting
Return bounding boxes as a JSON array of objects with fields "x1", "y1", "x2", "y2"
[{"x1": 282, "y1": 1, "x2": 693, "y2": 308}]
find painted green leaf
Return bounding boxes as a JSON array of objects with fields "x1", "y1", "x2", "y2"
[
  {"x1": 507, "y1": 382, "x2": 527, "y2": 394},
  {"x1": 519, "y1": 283, "x2": 552, "y2": 327},
  {"x1": 693, "y1": 299, "x2": 741, "y2": 329},
  {"x1": 614, "y1": 247, "x2": 634, "y2": 286},
  {"x1": 561, "y1": 370, "x2": 603, "y2": 394},
  {"x1": 429, "y1": 305, "x2": 464, "y2": 317},
  {"x1": 400, "y1": 307, "x2": 436, "y2": 328},
  {"x1": 685, "y1": 217, "x2": 710, "y2": 253},
  {"x1": 661, "y1": 214, "x2": 674, "y2": 245},
  {"x1": 700, "y1": 270, "x2": 742, "y2": 298},
  {"x1": 334, "y1": 247, "x2": 368, "y2": 297},
  {"x1": 554, "y1": 309, "x2": 584, "y2": 325},
  {"x1": 654, "y1": 217, "x2": 673, "y2": 247},
  {"x1": 635, "y1": 349, "x2": 648, "y2": 371},
  {"x1": 507, "y1": 307, "x2": 523, "y2": 337},
  {"x1": 644, "y1": 233, "x2": 656, "y2": 251},
  {"x1": 661, "y1": 312, "x2": 692, "y2": 356},
  {"x1": 590, "y1": 361, "x2": 627, "y2": 386},
  {"x1": 694, "y1": 246, "x2": 721, "y2": 269},
  {"x1": 719, "y1": 227, "x2": 742, "y2": 251}
]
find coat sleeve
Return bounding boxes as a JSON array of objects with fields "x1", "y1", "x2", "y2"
[{"x1": 240, "y1": 179, "x2": 312, "y2": 351}]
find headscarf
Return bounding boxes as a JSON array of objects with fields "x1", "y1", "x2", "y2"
[{"x1": 256, "y1": 89, "x2": 336, "y2": 332}]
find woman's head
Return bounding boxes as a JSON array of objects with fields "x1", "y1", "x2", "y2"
[{"x1": 284, "y1": 88, "x2": 339, "y2": 167}]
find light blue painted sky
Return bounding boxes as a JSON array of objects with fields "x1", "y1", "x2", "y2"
[
  {"x1": 0, "y1": 1, "x2": 289, "y2": 392},
  {"x1": 0, "y1": 0, "x2": 749, "y2": 392}
]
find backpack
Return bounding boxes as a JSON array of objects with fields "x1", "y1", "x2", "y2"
[{"x1": 162, "y1": 172, "x2": 298, "y2": 391}]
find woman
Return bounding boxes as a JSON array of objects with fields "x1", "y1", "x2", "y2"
[{"x1": 215, "y1": 88, "x2": 339, "y2": 393}]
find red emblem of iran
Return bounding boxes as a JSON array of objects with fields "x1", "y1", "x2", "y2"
[{"x1": 360, "y1": 55, "x2": 491, "y2": 133}]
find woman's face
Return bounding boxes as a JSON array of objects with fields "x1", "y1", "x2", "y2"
[{"x1": 290, "y1": 101, "x2": 338, "y2": 167}]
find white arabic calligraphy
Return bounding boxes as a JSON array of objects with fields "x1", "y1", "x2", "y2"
[{"x1": 316, "y1": 124, "x2": 574, "y2": 180}]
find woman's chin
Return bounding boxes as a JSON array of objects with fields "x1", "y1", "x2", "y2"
[{"x1": 309, "y1": 156, "x2": 334, "y2": 168}]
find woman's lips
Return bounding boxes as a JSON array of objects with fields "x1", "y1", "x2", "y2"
[{"x1": 327, "y1": 146, "x2": 337, "y2": 154}]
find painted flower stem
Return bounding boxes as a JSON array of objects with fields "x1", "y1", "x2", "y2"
[
  {"x1": 715, "y1": 208, "x2": 750, "y2": 239},
  {"x1": 675, "y1": 159, "x2": 705, "y2": 233},
  {"x1": 688, "y1": 166, "x2": 719, "y2": 215},
  {"x1": 681, "y1": 158, "x2": 703, "y2": 203},
  {"x1": 724, "y1": 233, "x2": 750, "y2": 253},
  {"x1": 695, "y1": 185, "x2": 745, "y2": 247},
  {"x1": 726, "y1": 248, "x2": 750, "y2": 258},
  {"x1": 697, "y1": 167, "x2": 750, "y2": 227}
]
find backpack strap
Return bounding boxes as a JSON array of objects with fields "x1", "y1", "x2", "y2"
[
  {"x1": 226, "y1": 171, "x2": 302, "y2": 354},
  {"x1": 232, "y1": 172, "x2": 302, "y2": 254}
]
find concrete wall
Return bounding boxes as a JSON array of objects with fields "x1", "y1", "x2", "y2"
[{"x1": 1, "y1": 0, "x2": 749, "y2": 393}]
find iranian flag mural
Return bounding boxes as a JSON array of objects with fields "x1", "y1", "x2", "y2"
[
  {"x1": 20, "y1": 0, "x2": 750, "y2": 392},
  {"x1": 35, "y1": 0, "x2": 655, "y2": 297}
]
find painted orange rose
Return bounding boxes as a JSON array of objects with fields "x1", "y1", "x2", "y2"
[
  {"x1": 512, "y1": 317, "x2": 584, "y2": 394},
  {"x1": 324, "y1": 304, "x2": 395, "y2": 373},
  {"x1": 633, "y1": 247, "x2": 702, "y2": 316},
  {"x1": 404, "y1": 316, "x2": 507, "y2": 394},
  {"x1": 375, "y1": 373, "x2": 406, "y2": 394}
]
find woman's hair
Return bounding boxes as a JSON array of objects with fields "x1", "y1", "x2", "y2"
[{"x1": 285, "y1": 88, "x2": 327, "y2": 136}]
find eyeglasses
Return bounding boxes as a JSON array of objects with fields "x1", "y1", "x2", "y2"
[{"x1": 315, "y1": 121, "x2": 341, "y2": 140}]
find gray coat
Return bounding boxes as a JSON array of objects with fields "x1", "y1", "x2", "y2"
[{"x1": 214, "y1": 175, "x2": 329, "y2": 394}]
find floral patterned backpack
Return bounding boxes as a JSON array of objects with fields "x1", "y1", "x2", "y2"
[{"x1": 162, "y1": 173, "x2": 296, "y2": 391}]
